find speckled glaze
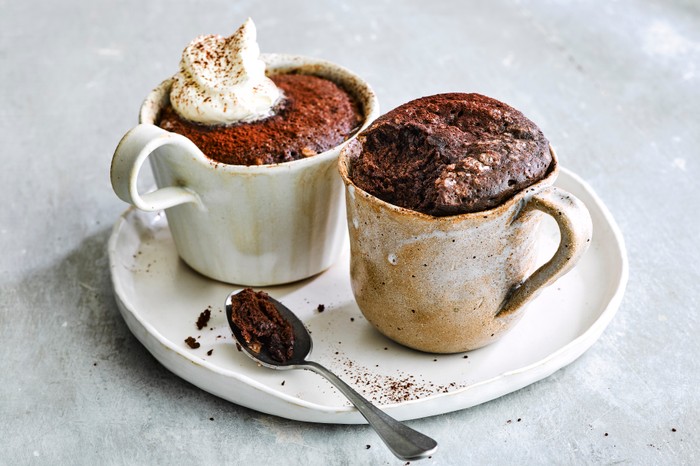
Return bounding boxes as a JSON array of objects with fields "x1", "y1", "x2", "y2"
[
  {"x1": 111, "y1": 54, "x2": 379, "y2": 286},
  {"x1": 339, "y1": 140, "x2": 592, "y2": 353}
]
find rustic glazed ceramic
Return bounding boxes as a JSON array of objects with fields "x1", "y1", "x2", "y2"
[
  {"x1": 111, "y1": 54, "x2": 379, "y2": 286},
  {"x1": 339, "y1": 140, "x2": 592, "y2": 353}
]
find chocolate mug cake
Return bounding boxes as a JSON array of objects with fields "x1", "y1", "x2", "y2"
[
  {"x1": 156, "y1": 19, "x2": 362, "y2": 166},
  {"x1": 350, "y1": 93, "x2": 552, "y2": 216},
  {"x1": 110, "y1": 18, "x2": 379, "y2": 286},
  {"x1": 159, "y1": 74, "x2": 362, "y2": 165},
  {"x1": 339, "y1": 93, "x2": 591, "y2": 353}
]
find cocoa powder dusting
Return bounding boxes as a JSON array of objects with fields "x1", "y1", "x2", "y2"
[
  {"x1": 159, "y1": 74, "x2": 362, "y2": 165},
  {"x1": 335, "y1": 356, "x2": 464, "y2": 404}
]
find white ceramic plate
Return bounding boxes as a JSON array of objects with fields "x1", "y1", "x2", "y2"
[{"x1": 108, "y1": 168, "x2": 627, "y2": 424}]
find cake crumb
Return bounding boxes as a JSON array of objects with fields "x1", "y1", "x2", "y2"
[
  {"x1": 317, "y1": 304, "x2": 325, "y2": 313},
  {"x1": 207, "y1": 349, "x2": 213, "y2": 356},
  {"x1": 185, "y1": 336, "x2": 200, "y2": 349},
  {"x1": 196, "y1": 309, "x2": 211, "y2": 330}
]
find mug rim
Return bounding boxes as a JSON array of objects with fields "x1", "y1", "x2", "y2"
[
  {"x1": 138, "y1": 53, "x2": 380, "y2": 174},
  {"x1": 338, "y1": 140, "x2": 560, "y2": 222}
]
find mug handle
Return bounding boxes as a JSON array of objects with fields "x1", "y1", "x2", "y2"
[
  {"x1": 496, "y1": 186, "x2": 592, "y2": 318},
  {"x1": 110, "y1": 124, "x2": 202, "y2": 211}
]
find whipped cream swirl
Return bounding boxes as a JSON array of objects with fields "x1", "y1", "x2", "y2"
[{"x1": 170, "y1": 18, "x2": 282, "y2": 125}]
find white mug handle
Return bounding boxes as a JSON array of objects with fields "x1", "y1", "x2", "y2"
[
  {"x1": 110, "y1": 124, "x2": 202, "y2": 211},
  {"x1": 497, "y1": 186, "x2": 592, "y2": 318}
]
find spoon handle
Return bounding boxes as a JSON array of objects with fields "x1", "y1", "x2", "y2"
[{"x1": 302, "y1": 360, "x2": 438, "y2": 461}]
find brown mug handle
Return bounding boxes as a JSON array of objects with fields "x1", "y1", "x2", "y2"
[{"x1": 496, "y1": 186, "x2": 592, "y2": 318}]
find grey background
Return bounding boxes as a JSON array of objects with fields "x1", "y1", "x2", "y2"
[{"x1": 1, "y1": 0, "x2": 698, "y2": 464}]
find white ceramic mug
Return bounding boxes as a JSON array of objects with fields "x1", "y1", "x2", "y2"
[
  {"x1": 339, "y1": 141, "x2": 592, "y2": 353},
  {"x1": 111, "y1": 54, "x2": 379, "y2": 286}
]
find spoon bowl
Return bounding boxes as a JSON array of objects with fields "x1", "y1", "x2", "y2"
[
  {"x1": 225, "y1": 291, "x2": 312, "y2": 368},
  {"x1": 225, "y1": 289, "x2": 438, "y2": 461}
]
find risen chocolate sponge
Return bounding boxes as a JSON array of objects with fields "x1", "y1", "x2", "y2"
[
  {"x1": 158, "y1": 74, "x2": 362, "y2": 165},
  {"x1": 349, "y1": 93, "x2": 552, "y2": 216}
]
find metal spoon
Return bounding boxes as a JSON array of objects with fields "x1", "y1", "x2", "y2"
[{"x1": 225, "y1": 290, "x2": 438, "y2": 461}]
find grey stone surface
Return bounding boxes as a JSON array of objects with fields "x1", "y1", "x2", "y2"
[{"x1": 1, "y1": 0, "x2": 698, "y2": 464}]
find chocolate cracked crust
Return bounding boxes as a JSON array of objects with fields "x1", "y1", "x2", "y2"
[
  {"x1": 349, "y1": 93, "x2": 552, "y2": 216},
  {"x1": 158, "y1": 74, "x2": 362, "y2": 165}
]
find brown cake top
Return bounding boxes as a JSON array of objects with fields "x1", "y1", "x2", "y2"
[
  {"x1": 349, "y1": 93, "x2": 552, "y2": 216},
  {"x1": 229, "y1": 288, "x2": 294, "y2": 363},
  {"x1": 158, "y1": 73, "x2": 362, "y2": 165}
]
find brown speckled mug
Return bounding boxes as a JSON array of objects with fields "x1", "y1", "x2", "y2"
[{"x1": 339, "y1": 140, "x2": 592, "y2": 353}]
